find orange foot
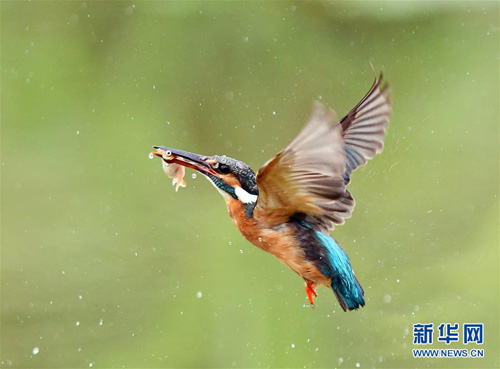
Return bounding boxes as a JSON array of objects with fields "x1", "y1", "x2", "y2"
[{"x1": 305, "y1": 281, "x2": 318, "y2": 305}]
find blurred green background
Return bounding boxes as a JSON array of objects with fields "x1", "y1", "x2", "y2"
[{"x1": 1, "y1": 1, "x2": 498, "y2": 368}]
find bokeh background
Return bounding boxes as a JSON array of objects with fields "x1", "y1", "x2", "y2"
[{"x1": 1, "y1": 1, "x2": 498, "y2": 368}]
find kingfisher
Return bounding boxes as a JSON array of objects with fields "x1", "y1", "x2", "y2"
[{"x1": 151, "y1": 73, "x2": 390, "y2": 311}]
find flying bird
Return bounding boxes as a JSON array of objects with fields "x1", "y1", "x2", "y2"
[{"x1": 151, "y1": 73, "x2": 391, "y2": 311}]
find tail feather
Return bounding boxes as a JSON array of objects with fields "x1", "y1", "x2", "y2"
[
  {"x1": 298, "y1": 221, "x2": 365, "y2": 311},
  {"x1": 311, "y1": 228, "x2": 365, "y2": 311},
  {"x1": 333, "y1": 275, "x2": 365, "y2": 311}
]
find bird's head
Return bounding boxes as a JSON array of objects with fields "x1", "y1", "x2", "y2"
[{"x1": 152, "y1": 146, "x2": 258, "y2": 205}]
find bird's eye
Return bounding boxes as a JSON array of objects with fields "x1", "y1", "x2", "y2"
[
  {"x1": 219, "y1": 164, "x2": 230, "y2": 174},
  {"x1": 163, "y1": 150, "x2": 172, "y2": 158}
]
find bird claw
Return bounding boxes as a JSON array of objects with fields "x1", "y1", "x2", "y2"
[{"x1": 305, "y1": 281, "x2": 317, "y2": 305}]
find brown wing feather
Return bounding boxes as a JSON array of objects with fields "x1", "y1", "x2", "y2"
[
  {"x1": 254, "y1": 103, "x2": 349, "y2": 229},
  {"x1": 338, "y1": 73, "x2": 391, "y2": 178},
  {"x1": 254, "y1": 73, "x2": 391, "y2": 231}
]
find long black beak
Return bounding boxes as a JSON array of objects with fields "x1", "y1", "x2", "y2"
[{"x1": 151, "y1": 146, "x2": 218, "y2": 177}]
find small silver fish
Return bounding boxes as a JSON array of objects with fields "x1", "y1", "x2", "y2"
[
  {"x1": 151, "y1": 148, "x2": 188, "y2": 192},
  {"x1": 162, "y1": 161, "x2": 186, "y2": 192}
]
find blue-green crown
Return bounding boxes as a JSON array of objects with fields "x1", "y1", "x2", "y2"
[{"x1": 212, "y1": 155, "x2": 258, "y2": 196}]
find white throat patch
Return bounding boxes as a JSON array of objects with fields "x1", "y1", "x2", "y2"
[{"x1": 235, "y1": 186, "x2": 258, "y2": 204}]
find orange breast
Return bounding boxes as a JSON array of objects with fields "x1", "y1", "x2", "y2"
[{"x1": 225, "y1": 198, "x2": 330, "y2": 287}]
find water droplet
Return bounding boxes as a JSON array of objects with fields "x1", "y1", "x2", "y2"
[
  {"x1": 153, "y1": 85, "x2": 156, "y2": 90},
  {"x1": 32, "y1": 347, "x2": 39, "y2": 355},
  {"x1": 124, "y1": 6, "x2": 133, "y2": 15},
  {"x1": 228, "y1": 241, "x2": 232, "y2": 246},
  {"x1": 99, "y1": 319, "x2": 103, "y2": 326},
  {"x1": 239, "y1": 249, "x2": 243, "y2": 254},
  {"x1": 291, "y1": 343, "x2": 295, "y2": 348},
  {"x1": 78, "y1": 295, "x2": 83, "y2": 300},
  {"x1": 355, "y1": 363, "x2": 360, "y2": 368},
  {"x1": 75, "y1": 321, "x2": 80, "y2": 326},
  {"x1": 383, "y1": 295, "x2": 392, "y2": 303},
  {"x1": 196, "y1": 291, "x2": 203, "y2": 299},
  {"x1": 191, "y1": 173, "x2": 197, "y2": 179},
  {"x1": 338, "y1": 357, "x2": 343, "y2": 364},
  {"x1": 272, "y1": 111, "x2": 276, "y2": 116},
  {"x1": 149, "y1": 153, "x2": 154, "y2": 160},
  {"x1": 76, "y1": 130, "x2": 80, "y2": 135},
  {"x1": 243, "y1": 36, "x2": 249, "y2": 42},
  {"x1": 258, "y1": 237, "x2": 263, "y2": 242}
]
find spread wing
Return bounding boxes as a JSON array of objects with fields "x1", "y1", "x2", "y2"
[
  {"x1": 338, "y1": 73, "x2": 391, "y2": 181},
  {"x1": 253, "y1": 103, "x2": 353, "y2": 230},
  {"x1": 253, "y1": 73, "x2": 391, "y2": 231}
]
